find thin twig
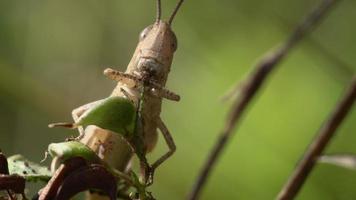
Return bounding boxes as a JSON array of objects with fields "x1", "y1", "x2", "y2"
[
  {"x1": 273, "y1": 13, "x2": 354, "y2": 82},
  {"x1": 187, "y1": 0, "x2": 341, "y2": 199},
  {"x1": 277, "y1": 77, "x2": 356, "y2": 200}
]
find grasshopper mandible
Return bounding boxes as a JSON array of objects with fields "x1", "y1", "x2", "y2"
[{"x1": 49, "y1": 0, "x2": 185, "y2": 185}]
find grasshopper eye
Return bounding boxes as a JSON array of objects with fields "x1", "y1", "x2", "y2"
[
  {"x1": 139, "y1": 25, "x2": 153, "y2": 41},
  {"x1": 171, "y1": 32, "x2": 178, "y2": 51}
]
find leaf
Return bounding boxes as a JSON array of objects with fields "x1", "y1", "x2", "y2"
[
  {"x1": 48, "y1": 141, "x2": 99, "y2": 163},
  {"x1": 318, "y1": 154, "x2": 356, "y2": 170},
  {"x1": 0, "y1": 152, "x2": 9, "y2": 175},
  {"x1": 77, "y1": 97, "x2": 136, "y2": 136},
  {"x1": 7, "y1": 155, "x2": 52, "y2": 182},
  {"x1": 0, "y1": 174, "x2": 26, "y2": 195},
  {"x1": 39, "y1": 157, "x2": 88, "y2": 200},
  {"x1": 54, "y1": 164, "x2": 117, "y2": 200}
]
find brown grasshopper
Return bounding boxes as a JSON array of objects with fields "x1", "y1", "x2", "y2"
[{"x1": 49, "y1": 0, "x2": 185, "y2": 185}]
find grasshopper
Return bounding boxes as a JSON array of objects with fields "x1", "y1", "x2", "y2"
[{"x1": 49, "y1": 0, "x2": 185, "y2": 185}]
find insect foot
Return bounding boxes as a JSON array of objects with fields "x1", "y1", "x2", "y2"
[{"x1": 146, "y1": 168, "x2": 155, "y2": 187}]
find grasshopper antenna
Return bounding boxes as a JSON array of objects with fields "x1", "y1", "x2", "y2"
[
  {"x1": 156, "y1": 0, "x2": 162, "y2": 23},
  {"x1": 168, "y1": 0, "x2": 184, "y2": 25}
]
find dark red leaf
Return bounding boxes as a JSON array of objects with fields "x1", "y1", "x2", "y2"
[
  {"x1": 55, "y1": 164, "x2": 117, "y2": 200},
  {"x1": 0, "y1": 153, "x2": 9, "y2": 175},
  {"x1": 39, "y1": 157, "x2": 87, "y2": 200},
  {"x1": 0, "y1": 174, "x2": 25, "y2": 194}
]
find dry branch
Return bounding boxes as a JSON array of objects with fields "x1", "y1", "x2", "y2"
[
  {"x1": 188, "y1": 0, "x2": 342, "y2": 199},
  {"x1": 276, "y1": 77, "x2": 356, "y2": 200}
]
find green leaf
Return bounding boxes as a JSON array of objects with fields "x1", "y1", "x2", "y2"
[
  {"x1": 7, "y1": 155, "x2": 52, "y2": 182},
  {"x1": 48, "y1": 141, "x2": 99, "y2": 163},
  {"x1": 78, "y1": 97, "x2": 136, "y2": 136}
]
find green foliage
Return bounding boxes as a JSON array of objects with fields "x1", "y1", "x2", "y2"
[
  {"x1": 7, "y1": 154, "x2": 52, "y2": 182},
  {"x1": 78, "y1": 97, "x2": 136, "y2": 136},
  {"x1": 48, "y1": 141, "x2": 99, "y2": 163},
  {"x1": 75, "y1": 95, "x2": 149, "y2": 174}
]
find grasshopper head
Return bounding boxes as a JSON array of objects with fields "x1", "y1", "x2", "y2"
[
  {"x1": 136, "y1": 21, "x2": 177, "y2": 80},
  {"x1": 133, "y1": 0, "x2": 184, "y2": 83}
]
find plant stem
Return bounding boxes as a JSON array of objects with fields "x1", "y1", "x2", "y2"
[
  {"x1": 276, "y1": 77, "x2": 356, "y2": 200},
  {"x1": 187, "y1": 0, "x2": 341, "y2": 199}
]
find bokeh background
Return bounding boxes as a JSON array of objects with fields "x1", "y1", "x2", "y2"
[{"x1": 1, "y1": 0, "x2": 356, "y2": 199}]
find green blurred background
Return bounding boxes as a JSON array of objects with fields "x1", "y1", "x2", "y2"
[{"x1": 1, "y1": 0, "x2": 356, "y2": 199}]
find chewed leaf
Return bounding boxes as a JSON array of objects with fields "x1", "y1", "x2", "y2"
[
  {"x1": 77, "y1": 97, "x2": 136, "y2": 136},
  {"x1": 48, "y1": 141, "x2": 99, "y2": 163},
  {"x1": 7, "y1": 155, "x2": 52, "y2": 182},
  {"x1": 319, "y1": 154, "x2": 356, "y2": 170}
]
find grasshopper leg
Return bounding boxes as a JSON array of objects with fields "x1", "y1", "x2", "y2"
[
  {"x1": 153, "y1": 118, "x2": 176, "y2": 169},
  {"x1": 103, "y1": 68, "x2": 138, "y2": 88},
  {"x1": 146, "y1": 117, "x2": 176, "y2": 185},
  {"x1": 104, "y1": 68, "x2": 180, "y2": 101},
  {"x1": 150, "y1": 87, "x2": 180, "y2": 101}
]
